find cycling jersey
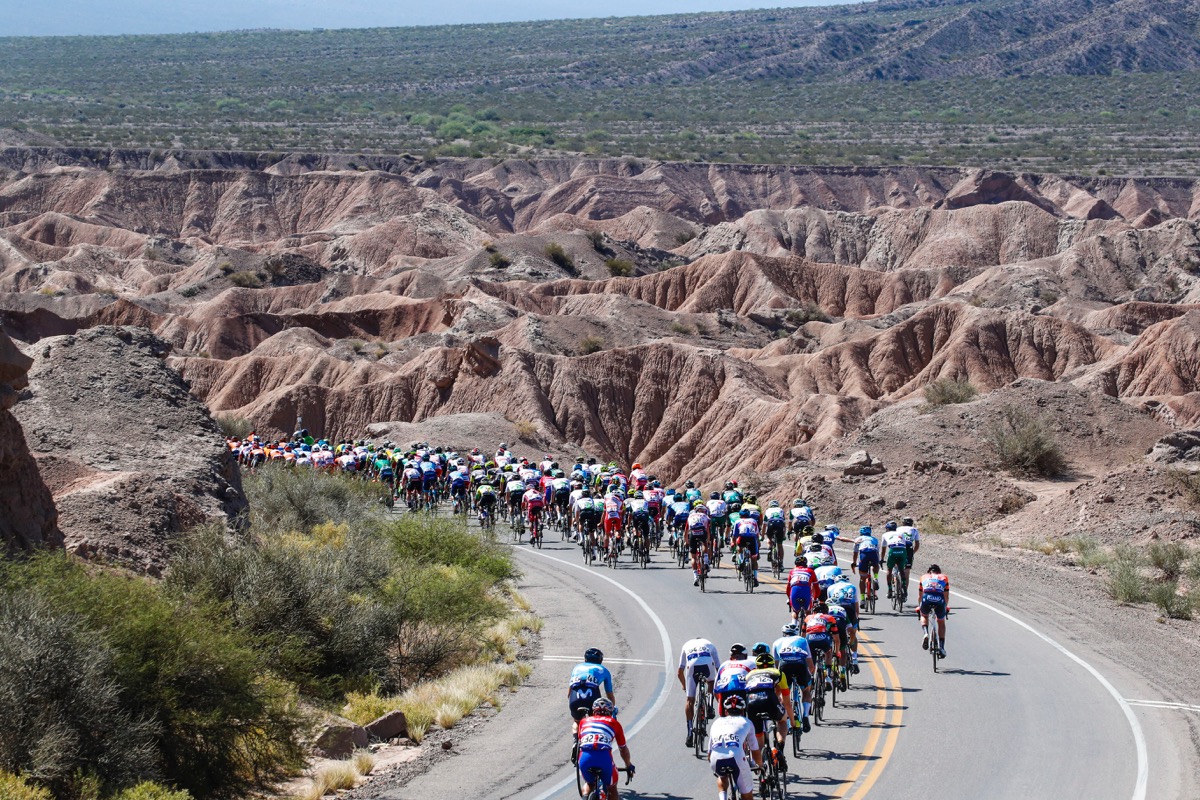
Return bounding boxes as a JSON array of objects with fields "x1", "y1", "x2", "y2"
[
  {"x1": 667, "y1": 501, "x2": 692, "y2": 523},
  {"x1": 506, "y1": 478, "x2": 525, "y2": 496},
  {"x1": 882, "y1": 530, "x2": 912, "y2": 554},
  {"x1": 706, "y1": 499, "x2": 729, "y2": 518},
  {"x1": 764, "y1": 507, "x2": 786, "y2": 523},
  {"x1": 853, "y1": 534, "x2": 879, "y2": 553},
  {"x1": 786, "y1": 565, "x2": 818, "y2": 612},
  {"x1": 739, "y1": 503, "x2": 762, "y2": 522},
  {"x1": 577, "y1": 714, "x2": 626, "y2": 789},
  {"x1": 626, "y1": 498, "x2": 649, "y2": 517},
  {"x1": 827, "y1": 579, "x2": 858, "y2": 608},
  {"x1": 772, "y1": 635, "x2": 812, "y2": 666},
  {"x1": 523, "y1": 488, "x2": 545, "y2": 509},
  {"x1": 920, "y1": 573, "x2": 949, "y2": 599},
  {"x1": 790, "y1": 506, "x2": 815, "y2": 526},
  {"x1": 604, "y1": 494, "x2": 623, "y2": 519},
  {"x1": 678, "y1": 638, "x2": 720, "y2": 698},
  {"x1": 744, "y1": 668, "x2": 788, "y2": 732},
  {"x1": 732, "y1": 518, "x2": 759, "y2": 539},
  {"x1": 571, "y1": 662, "x2": 613, "y2": 693},
  {"x1": 687, "y1": 510, "x2": 710, "y2": 536},
  {"x1": 815, "y1": 564, "x2": 842, "y2": 591},
  {"x1": 646, "y1": 487, "x2": 665, "y2": 508},
  {"x1": 715, "y1": 658, "x2": 755, "y2": 693},
  {"x1": 708, "y1": 715, "x2": 759, "y2": 795},
  {"x1": 787, "y1": 565, "x2": 818, "y2": 591}
]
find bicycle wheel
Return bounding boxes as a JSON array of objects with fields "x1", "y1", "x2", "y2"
[
  {"x1": 930, "y1": 625, "x2": 941, "y2": 673},
  {"x1": 814, "y1": 670, "x2": 825, "y2": 723},
  {"x1": 699, "y1": 564, "x2": 707, "y2": 593},
  {"x1": 830, "y1": 662, "x2": 839, "y2": 707},
  {"x1": 791, "y1": 692, "x2": 803, "y2": 757},
  {"x1": 693, "y1": 685, "x2": 707, "y2": 759}
]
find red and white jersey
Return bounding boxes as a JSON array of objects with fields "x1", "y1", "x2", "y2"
[
  {"x1": 523, "y1": 488, "x2": 545, "y2": 509},
  {"x1": 604, "y1": 494, "x2": 624, "y2": 518},
  {"x1": 578, "y1": 715, "x2": 627, "y2": 752},
  {"x1": 688, "y1": 510, "x2": 711, "y2": 533},
  {"x1": 646, "y1": 487, "x2": 665, "y2": 507},
  {"x1": 920, "y1": 573, "x2": 949, "y2": 597},
  {"x1": 715, "y1": 657, "x2": 755, "y2": 686},
  {"x1": 787, "y1": 566, "x2": 818, "y2": 591}
]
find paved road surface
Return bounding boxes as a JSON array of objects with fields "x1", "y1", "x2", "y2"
[{"x1": 377, "y1": 524, "x2": 1187, "y2": 800}]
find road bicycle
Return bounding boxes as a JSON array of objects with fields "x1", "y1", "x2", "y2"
[
  {"x1": 928, "y1": 610, "x2": 943, "y2": 673},
  {"x1": 692, "y1": 673, "x2": 713, "y2": 759},
  {"x1": 769, "y1": 537, "x2": 784, "y2": 580},
  {"x1": 812, "y1": 659, "x2": 828, "y2": 724},
  {"x1": 511, "y1": 512, "x2": 525, "y2": 544},
  {"x1": 578, "y1": 766, "x2": 632, "y2": 800},
  {"x1": 605, "y1": 535, "x2": 620, "y2": 569},
  {"x1": 862, "y1": 576, "x2": 877, "y2": 615},
  {"x1": 756, "y1": 714, "x2": 787, "y2": 800},
  {"x1": 528, "y1": 511, "x2": 544, "y2": 549},
  {"x1": 789, "y1": 679, "x2": 805, "y2": 757},
  {"x1": 737, "y1": 545, "x2": 756, "y2": 593},
  {"x1": 478, "y1": 506, "x2": 494, "y2": 531}
]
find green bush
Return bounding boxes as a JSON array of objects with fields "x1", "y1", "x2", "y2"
[
  {"x1": 922, "y1": 377, "x2": 978, "y2": 407},
  {"x1": 213, "y1": 414, "x2": 251, "y2": 440},
  {"x1": 1149, "y1": 581, "x2": 1193, "y2": 620},
  {"x1": 242, "y1": 464, "x2": 390, "y2": 535},
  {"x1": 111, "y1": 783, "x2": 194, "y2": 800},
  {"x1": 178, "y1": 286, "x2": 202, "y2": 298},
  {"x1": 0, "y1": 594, "x2": 159, "y2": 798},
  {"x1": 1105, "y1": 546, "x2": 1146, "y2": 604},
  {"x1": 488, "y1": 251, "x2": 511, "y2": 268},
  {"x1": 0, "y1": 771, "x2": 52, "y2": 800},
  {"x1": 0, "y1": 555, "x2": 305, "y2": 800},
  {"x1": 578, "y1": 335, "x2": 605, "y2": 355},
  {"x1": 985, "y1": 405, "x2": 1065, "y2": 477},
  {"x1": 784, "y1": 303, "x2": 830, "y2": 326},
  {"x1": 1147, "y1": 541, "x2": 1189, "y2": 581},
  {"x1": 543, "y1": 243, "x2": 575, "y2": 271},
  {"x1": 227, "y1": 271, "x2": 262, "y2": 289},
  {"x1": 604, "y1": 258, "x2": 633, "y2": 277}
]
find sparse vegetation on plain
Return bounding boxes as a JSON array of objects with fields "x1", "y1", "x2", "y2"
[
  {"x1": 1105, "y1": 546, "x2": 1147, "y2": 604},
  {"x1": 578, "y1": 335, "x2": 605, "y2": 355},
  {"x1": 784, "y1": 303, "x2": 830, "y2": 326},
  {"x1": 227, "y1": 270, "x2": 262, "y2": 288},
  {"x1": 543, "y1": 243, "x2": 575, "y2": 271},
  {"x1": 605, "y1": 258, "x2": 634, "y2": 277},
  {"x1": 214, "y1": 413, "x2": 252, "y2": 440}
]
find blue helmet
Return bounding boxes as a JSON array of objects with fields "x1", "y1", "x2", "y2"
[{"x1": 859, "y1": 525, "x2": 872, "y2": 535}]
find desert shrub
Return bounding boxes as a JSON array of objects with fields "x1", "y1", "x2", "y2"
[
  {"x1": 604, "y1": 258, "x2": 633, "y2": 277},
  {"x1": 242, "y1": 464, "x2": 390, "y2": 534},
  {"x1": 675, "y1": 230, "x2": 696, "y2": 245},
  {"x1": 513, "y1": 418, "x2": 540, "y2": 441},
  {"x1": 0, "y1": 771, "x2": 52, "y2": 800},
  {"x1": 111, "y1": 783, "x2": 194, "y2": 800},
  {"x1": 213, "y1": 413, "x2": 251, "y2": 440},
  {"x1": 544, "y1": 243, "x2": 575, "y2": 271},
  {"x1": 586, "y1": 230, "x2": 607, "y2": 252},
  {"x1": 298, "y1": 761, "x2": 361, "y2": 800},
  {"x1": 920, "y1": 516, "x2": 967, "y2": 537},
  {"x1": 217, "y1": 262, "x2": 235, "y2": 275},
  {"x1": 1149, "y1": 581, "x2": 1193, "y2": 620},
  {"x1": 1147, "y1": 541, "x2": 1189, "y2": 581},
  {"x1": 0, "y1": 594, "x2": 159, "y2": 798},
  {"x1": 179, "y1": 286, "x2": 202, "y2": 298},
  {"x1": 488, "y1": 251, "x2": 511, "y2": 268},
  {"x1": 784, "y1": 303, "x2": 829, "y2": 326},
  {"x1": 669, "y1": 320, "x2": 693, "y2": 335},
  {"x1": 985, "y1": 405, "x2": 1065, "y2": 477},
  {"x1": 1167, "y1": 469, "x2": 1200, "y2": 506},
  {"x1": 578, "y1": 335, "x2": 605, "y2": 355},
  {"x1": 1067, "y1": 536, "x2": 1110, "y2": 569},
  {"x1": 1105, "y1": 546, "x2": 1146, "y2": 604},
  {"x1": 923, "y1": 377, "x2": 978, "y2": 407},
  {"x1": 227, "y1": 271, "x2": 262, "y2": 289},
  {"x1": 1038, "y1": 289, "x2": 1060, "y2": 306},
  {"x1": 997, "y1": 491, "x2": 1029, "y2": 514},
  {"x1": 0, "y1": 555, "x2": 304, "y2": 799}
]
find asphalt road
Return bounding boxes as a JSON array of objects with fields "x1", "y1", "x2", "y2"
[{"x1": 379, "y1": 528, "x2": 1152, "y2": 800}]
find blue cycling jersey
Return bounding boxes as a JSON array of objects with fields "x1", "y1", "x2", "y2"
[{"x1": 570, "y1": 663, "x2": 613, "y2": 694}]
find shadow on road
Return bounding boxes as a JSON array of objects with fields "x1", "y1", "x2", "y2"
[{"x1": 938, "y1": 668, "x2": 1011, "y2": 677}]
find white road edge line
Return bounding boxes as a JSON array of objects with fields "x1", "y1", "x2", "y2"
[
  {"x1": 543, "y1": 655, "x2": 663, "y2": 666},
  {"x1": 827, "y1": 542, "x2": 1149, "y2": 800},
  {"x1": 953, "y1": 589, "x2": 1149, "y2": 800},
  {"x1": 1126, "y1": 700, "x2": 1200, "y2": 713},
  {"x1": 515, "y1": 546, "x2": 674, "y2": 800}
]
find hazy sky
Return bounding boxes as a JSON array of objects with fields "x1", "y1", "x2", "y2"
[{"x1": 3, "y1": 1, "x2": 856, "y2": 37}]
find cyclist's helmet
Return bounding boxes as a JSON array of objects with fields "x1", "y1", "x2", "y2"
[
  {"x1": 729, "y1": 643, "x2": 747, "y2": 657},
  {"x1": 686, "y1": 480, "x2": 695, "y2": 488},
  {"x1": 792, "y1": 499, "x2": 803, "y2": 507},
  {"x1": 650, "y1": 480, "x2": 661, "y2": 488},
  {"x1": 752, "y1": 642, "x2": 771, "y2": 657},
  {"x1": 884, "y1": 521, "x2": 898, "y2": 531},
  {"x1": 928, "y1": 564, "x2": 942, "y2": 574},
  {"x1": 710, "y1": 491, "x2": 720, "y2": 500},
  {"x1": 746, "y1": 494, "x2": 758, "y2": 505},
  {"x1": 812, "y1": 601, "x2": 828, "y2": 613},
  {"x1": 810, "y1": 533, "x2": 825, "y2": 546},
  {"x1": 725, "y1": 481, "x2": 734, "y2": 490},
  {"x1": 591, "y1": 698, "x2": 615, "y2": 716},
  {"x1": 902, "y1": 517, "x2": 914, "y2": 527},
  {"x1": 769, "y1": 500, "x2": 780, "y2": 507},
  {"x1": 472, "y1": 447, "x2": 481, "y2": 455},
  {"x1": 731, "y1": 480, "x2": 738, "y2": 487},
  {"x1": 859, "y1": 525, "x2": 872, "y2": 535},
  {"x1": 692, "y1": 500, "x2": 705, "y2": 509},
  {"x1": 754, "y1": 653, "x2": 775, "y2": 668},
  {"x1": 782, "y1": 623, "x2": 799, "y2": 636},
  {"x1": 794, "y1": 555, "x2": 808, "y2": 567},
  {"x1": 584, "y1": 647, "x2": 604, "y2": 664},
  {"x1": 633, "y1": 490, "x2": 643, "y2": 499},
  {"x1": 632, "y1": 463, "x2": 642, "y2": 470},
  {"x1": 723, "y1": 695, "x2": 747, "y2": 713},
  {"x1": 581, "y1": 488, "x2": 591, "y2": 497}
]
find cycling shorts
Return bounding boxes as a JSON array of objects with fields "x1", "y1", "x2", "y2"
[
  {"x1": 422, "y1": 477, "x2": 437, "y2": 491},
  {"x1": 765, "y1": 520, "x2": 786, "y2": 540},
  {"x1": 857, "y1": 551, "x2": 880, "y2": 571},
  {"x1": 780, "y1": 661, "x2": 811, "y2": 690},
  {"x1": 710, "y1": 756, "x2": 753, "y2": 796},
  {"x1": 832, "y1": 602, "x2": 858, "y2": 629},
  {"x1": 806, "y1": 634, "x2": 832, "y2": 655},
  {"x1": 921, "y1": 596, "x2": 948, "y2": 620},
  {"x1": 478, "y1": 494, "x2": 496, "y2": 508},
  {"x1": 684, "y1": 662, "x2": 711, "y2": 699},
  {"x1": 747, "y1": 696, "x2": 784, "y2": 734},
  {"x1": 451, "y1": 484, "x2": 466, "y2": 497},
  {"x1": 886, "y1": 550, "x2": 909, "y2": 572},
  {"x1": 577, "y1": 749, "x2": 617, "y2": 789},
  {"x1": 735, "y1": 538, "x2": 759, "y2": 558},
  {"x1": 569, "y1": 683, "x2": 601, "y2": 721},
  {"x1": 788, "y1": 585, "x2": 813, "y2": 614},
  {"x1": 689, "y1": 532, "x2": 709, "y2": 551}
]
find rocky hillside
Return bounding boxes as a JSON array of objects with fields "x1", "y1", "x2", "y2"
[{"x1": 2, "y1": 151, "x2": 1199, "y2": 545}]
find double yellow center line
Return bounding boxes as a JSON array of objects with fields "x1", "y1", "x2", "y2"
[{"x1": 732, "y1": 563, "x2": 904, "y2": 798}]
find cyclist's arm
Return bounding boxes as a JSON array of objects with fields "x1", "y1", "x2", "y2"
[
  {"x1": 677, "y1": 665, "x2": 686, "y2": 689},
  {"x1": 851, "y1": 544, "x2": 859, "y2": 570}
]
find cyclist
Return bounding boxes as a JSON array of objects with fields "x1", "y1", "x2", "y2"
[
  {"x1": 678, "y1": 637, "x2": 720, "y2": 747},
  {"x1": 882, "y1": 521, "x2": 914, "y2": 600},
  {"x1": 578, "y1": 698, "x2": 635, "y2": 800},
  {"x1": 761, "y1": 500, "x2": 786, "y2": 566},
  {"x1": 476, "y1": 481, "x2": 497, "y2": 521},
  {"x1": 730, "y1": 513, "x2": 761, "y2": 587},
  {"x1": 745, "y1": 653, "x2": 791, "y2": 771},
  {"x1": 739, "y1": 495, "x2": 762, "y2": 524},
  {"x1": 851, "y1": 525, "x2": 881, "y2": 601},
  {"x1": 667, "y1": 493, "x2": 693, "y2": 547},
  {"x1": 706, "y1": 492, "x2": 729, "y2": 545},
  {"x1": 789, "y1": 498, "x2": 815, "y2": 540},
  {"x1": 688, "y1": 501, "x2": 712, "y2": 587},
  {"x1": 814, "y1": 560, "x2": 843, "y2": 601},
  {"x1": 708, "y1": 695, "x2": 761, "y2": 800},
  {"x1": 898, "y1": 517, "x2": 921, "y2": 559},
  {"x1": 722, "y1": 481, "x2": 744, "y2": 516},
  {"x1": 646, "y1": 481, "x2": 666, "y2": 535},
  {"x1": 714, "y1": 643, "x2": 754, "y2": 716},
  {"x1": 603, "y1": 489, "x2": 625, "y2": 554},
  {"x1": 522, "y1": 480, "x2": 546, "y2": 541},
  {"x1": 804, "y1": 601, "x2": 841, "y2": 685},
  {"x1": 919, "y1": 564, "x2": 950, "y2": 658},
  {"x1": 786, "y1": 555, "x2": 819, "y2": 622},
  {"x1": 575, "y1": 488, "x2": 602, "y2": 549},
  {"x1": 570, "y1": 648, "x2": 616, "y2": 725},
  {"x1": 505, "y1": 472, "x2": 525, "y2": 520},
  {"x1": 630, "y1": 462, "x2": 648, "y2": 490},
  {"x1": 684, "y1": 480, "x2": 702, "y2": 506},
  {"x1": 625, "y1": 491, "x2": 652, "y2": 551},
  {"x1": 827, "y1": 573, "x2": 861, "y2": 674},
  {"x1": 772, "y1": 623, "x2": 815, "y2": 733},
  {"x1": 448, "y1": 464, "x2": 469, "y2": 511}
]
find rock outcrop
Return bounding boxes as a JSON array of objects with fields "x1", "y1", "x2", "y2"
[
  {"x1": 0, "y1": 329, "x2": 60, "y2": 554},
  {"x1": 12, "y1": 326, "x2": 246, "y2": 573}
]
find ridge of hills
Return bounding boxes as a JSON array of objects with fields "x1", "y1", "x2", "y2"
[
  {"x1": 3, "y1": 0, "x2": 1200, "y2": 172},
  {"x1": 1, "y1": 151, "x2": 1200, "y2": 562}
]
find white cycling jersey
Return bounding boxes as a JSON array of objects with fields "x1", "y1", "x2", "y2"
[
  {"x1": 678, "y1": 638, "x2": 720, "y2": 698},
  {"x1": 708, "y1": 716, "x2": 759, "y2": 795}
]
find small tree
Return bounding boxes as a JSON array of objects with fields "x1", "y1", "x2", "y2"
[
  {"x1": 923, "y1": 377, "x2": 977, "y2": 407},
  {"x1": 605, "y1": 258, "x2": 633, "y2": 277},
  {"x1": 544, "y1": 243, "x2": 575, "y2": 271},
  {"x1": 985, "y1": 405, "x2": 1064, "y2": 477}
]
